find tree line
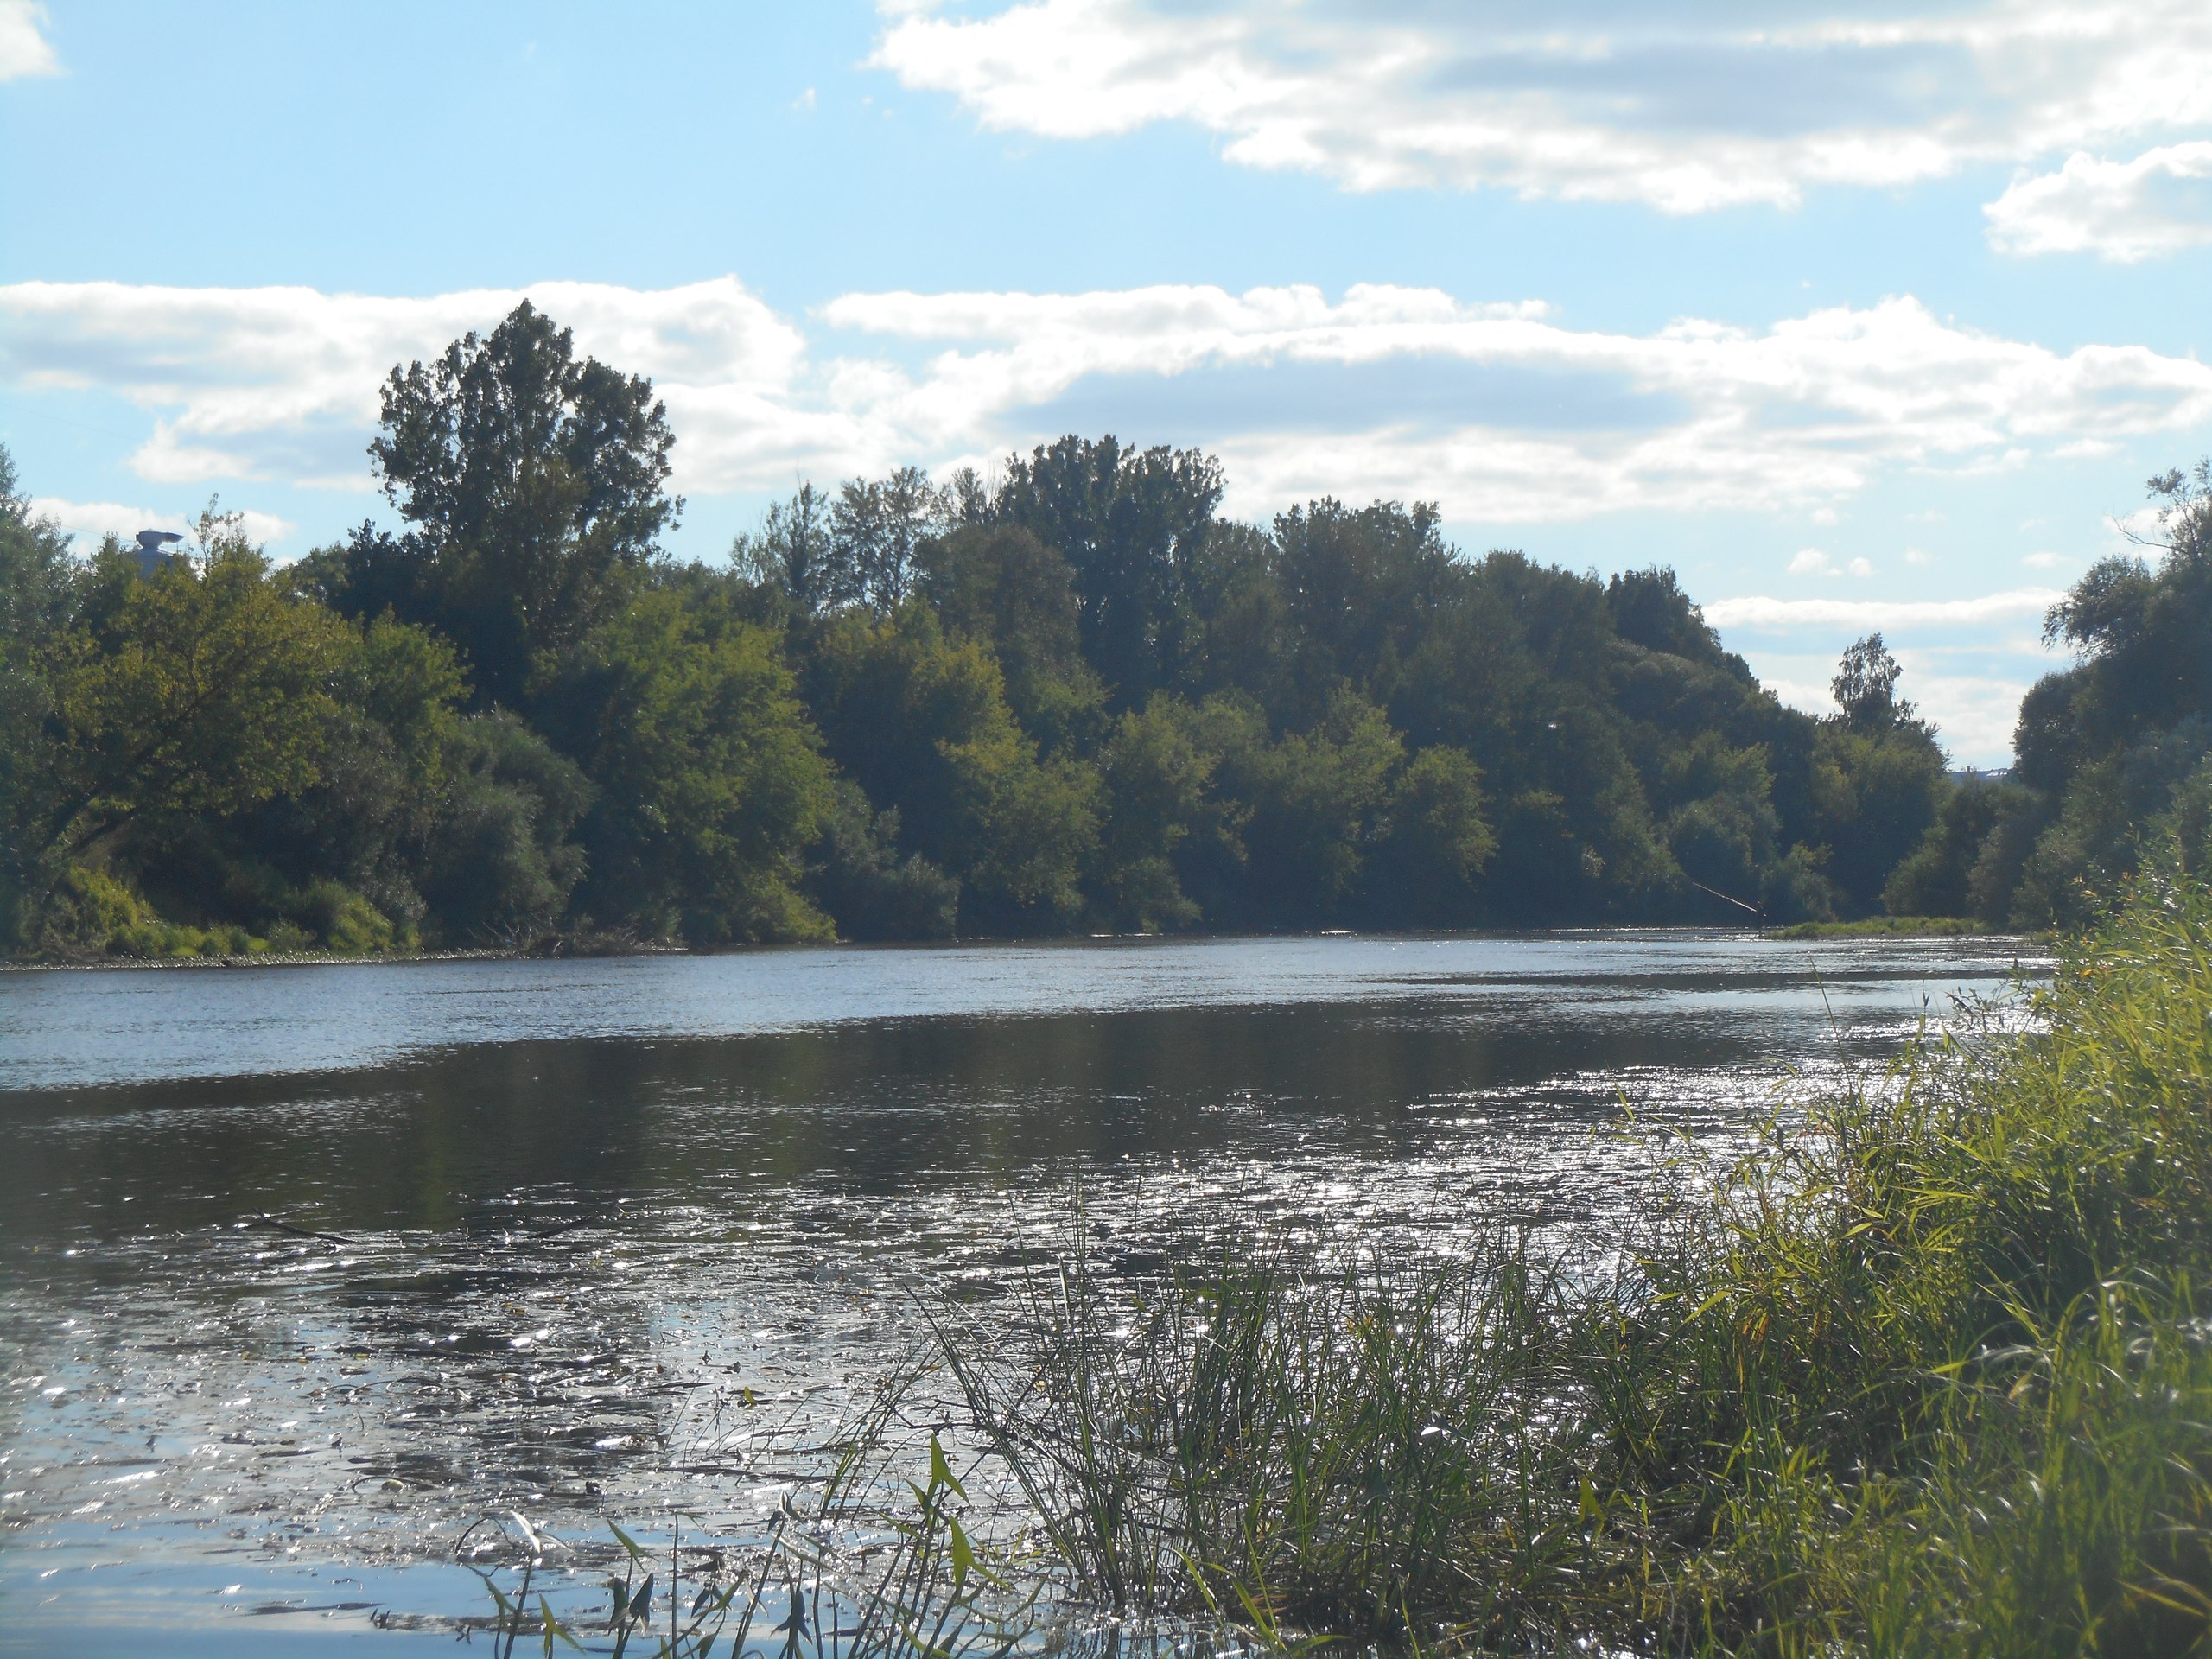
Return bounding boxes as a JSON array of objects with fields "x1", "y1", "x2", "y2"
[{"x1": 3, "y1": 301, "x2": 2196, "y2": 957}]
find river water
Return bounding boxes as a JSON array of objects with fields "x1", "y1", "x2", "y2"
[{"x1": 0, "y1": 931, "x2": 2040, "y2": 1655}]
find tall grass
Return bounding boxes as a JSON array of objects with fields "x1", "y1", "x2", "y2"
[{"x1": 932, "y1": 862, "x2": 2212, "y2": 1655}]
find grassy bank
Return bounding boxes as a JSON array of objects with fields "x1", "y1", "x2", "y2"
[
  {"x1": 931, "y1": 863, "x2": 2212, "y2": 1655},
  {"x1": 1770, "y1": 913, "x2": 1990, "y2": 938}
]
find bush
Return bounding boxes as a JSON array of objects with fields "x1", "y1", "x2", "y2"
[{"x1": 40, "y1": 866, "x2": 269, "y2": 958}]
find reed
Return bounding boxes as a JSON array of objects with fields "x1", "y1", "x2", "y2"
[
  {"x1": 931, "y1": 858, "x2": 2212, "y2": 1655},
  {"x1": 466, "y1": 1362, "x2": 1046, "y2": 1659}
]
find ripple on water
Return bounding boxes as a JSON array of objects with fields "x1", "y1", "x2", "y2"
[{"x1": 0, "y1": 932, "x2": 2044, "y2": 1648}]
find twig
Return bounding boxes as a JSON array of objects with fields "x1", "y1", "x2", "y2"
[{"x1": 243, "y1": 1212, "x2": 357, "y2": 1247}]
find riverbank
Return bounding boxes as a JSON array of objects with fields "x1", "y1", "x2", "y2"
[
  {"x1": 1770, "y1": 912, "x2": 1990, "y2": 938},
  {"x1": 4, "y1": 917, "x2": 2012, "y2": 972},
  {"x1": 928, "y1": 868, "x2": 2210, "y2": 1653}
]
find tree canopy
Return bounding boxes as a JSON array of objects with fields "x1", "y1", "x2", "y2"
[{"x1": 7, "y1": 300, "x2": 2101, "y2": 960}]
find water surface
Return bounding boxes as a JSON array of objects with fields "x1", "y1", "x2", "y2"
[{"x1": 0, "y1": 931, "x2": 2040, "y2": 1653}]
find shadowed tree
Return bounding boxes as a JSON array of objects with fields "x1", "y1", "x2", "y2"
[{"x1": 995, "y1": 435, "x2": 1224, "y2": 703}]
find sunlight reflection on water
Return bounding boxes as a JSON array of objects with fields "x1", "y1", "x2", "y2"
[{"x1": 0, "y1": 931, "x2": 2042, "y2": 1651}]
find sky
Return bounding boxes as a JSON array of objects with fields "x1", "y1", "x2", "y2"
[{"x1": 3, "y1": 2, "x2": 2211, "y2": 763}]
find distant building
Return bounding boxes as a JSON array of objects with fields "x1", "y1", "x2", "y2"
[
  {"x1": 130, "y1": 529, "x2": 184, "y2": 579},
  {"x1": 1949, "y1": 766, "x2": 2012, "y2": 784}
]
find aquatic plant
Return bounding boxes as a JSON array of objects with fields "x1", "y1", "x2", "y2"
[
  {"x1": 467, "y1": 1375, "x2": 1044, "y2": 1659},
  {"x1": 928, "y1": 858, "x2": 2212, "y2": 1654}
]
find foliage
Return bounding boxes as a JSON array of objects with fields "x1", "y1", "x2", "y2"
[
  {"x1": 45, "y1": 515, "x2": 351, "y2": 868},
  {"x1": 1964, "y1": 462, "x2": 2212, "y2": 925},
  {"x1": 1091, "y1": 695, "x2": 1238, "y2": 931},
  {"x1": 0, "y1": 450, "x2": 79, "y2": 945},
  {"x1": 3, "y1": 319, "x2": 2027, "y2": 956},
  {"x1": 417, "y1": 710, "x2": 592, "y2": 946},
  {"x1": 938, "y1": 859, "x2": 2212, "y2": 1654},
  {"x1": 804, "y1": 603, "x2": 1097, "y2": 935},
  {"x1": 806, "y1": 778, "x2": 961, "y2": 942},
  {"x1": 1812, "y1": 633, "x2": 1948, "y2": 914},
  {"x1": 994, "y1": 435, "x2": 1224, "y2": 703},
  {"x1": 308, "y1": 301, "x2": 679, "y2": 709},
  {"x1": 537, "y1": 589, "x2": 834, "y2": 945}
]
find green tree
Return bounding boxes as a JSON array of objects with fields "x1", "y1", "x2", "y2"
[
  {"x1": 221, "y1": 611, "x2": 471, "y2": 942},
  {"x1": 0, "y1": 448, "x2": 79, "y2": 945},
  {"x1": 806, "y1": 604, "x2": 1098, "y2": 933},
  {"x1": 732, "y1": 482, "x2": 844, "y2": 616},
  {"x1": 924, "y1": 522, "x2": 1108, "y2": 754},
  {"x1": 417, "y1": 710, "x2": 593, "y2": 944},
  {"x1": 321, "y1": 302, "x2": 680, "y2": 707},
  {"x1": 832, "y1": 467, "x2": 944, "y2": 613},
  {"x1": 994, "y1": 435, "x2": 1223, "y2": 702},
  {"x1": 1985, "y1": 464, "x2": 2212, "y2": 923},
  {"x1": 43, "y1": 515, "x2": 348, "y2": 872},
  {"x1": 805, "y1": 777, "x2": 960, "y2": 941},
  {"x1": 1883, "y1": 775, "x2": 2026, "y2": 919},
  {"x1": 1808, "y1": 635, "x2": 1948, "y2": 915},
  {"x1": 1369, "y1": 746, "x2": 1495, "y2": 925},
  {"x1": 1236, "y1": 687, "x2": 1404, "y2": 926},
  {"x1": 537, "y1": 590, "x2": 834, "y2": 944},
  {"x1": 1093, "y1": 695, "x2": 1241, "y2": 931}
]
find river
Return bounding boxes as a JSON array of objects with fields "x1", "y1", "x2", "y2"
[{"x1": 0, "y1": 931, "x2": 2040, "y2": 1655}]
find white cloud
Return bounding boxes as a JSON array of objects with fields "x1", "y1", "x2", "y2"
[
  {"x1": 0, "y1": 0, "x2": 57, "y2": 79},
  {"x1": 821, "y1": 283, "x2": 2212, "y2": 520},
  {"x1": 1986, "y1": 142, "x2": 2212, "y2": 260},
  {"x1": 1847, "y1": 556, "x2": 1875, "y2": 577},
  {"x1": 1704, "y1": 588, "x2": 2064, "y2": 630},
  {"x1": 872, "y1": 0, "x2": 2212, "y2": 214},
  {"x1": 29, "y1": 496, "x2": 296, "y2": 549},
  {"x1": 0, "y1": 277, "x2": 816, "y2": 493},
  {"x1": 2022, "y1": 549, "x2": 2068, "y2": 568},
  {"x1": 7, "y1": 277, "x2": 2212, "y2": 527},
  {"x1": 1907, "y1": 672, "x2": 2038, "y2": 762},
  {"x1": 1905, "y1": 546, "x2": 1934, "y2": 564},
  {"x1": 1743, "y1": 655, "x2": 2039, "y2": 763},
  {"x1": 1789, "y1": 548, "x2": 1834, "y2": 575}
]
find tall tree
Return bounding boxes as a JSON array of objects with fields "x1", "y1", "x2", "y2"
[
  {"x1": 832, "y1": 467, "x2": 944, "y2": 613},
  {"x1": 995, "y1": 435, "x2": 1223, "y2": 702},
  {"x1": 336, "y1": 301, "x2": 680, "y2": 707},
  {"x1": 0, "y1": 447, "x2": 80, "y2": 945},
  {"x1": 1811, "y1": 634, "x2": 1947, "y2": 914},
  {"x1": 733, "y1": 482, "x2": 843, "y2": 615}
]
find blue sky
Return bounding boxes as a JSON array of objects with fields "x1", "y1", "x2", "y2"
[{"x1": 5, "y1": 1, "x2": 2212, "y2": 761}]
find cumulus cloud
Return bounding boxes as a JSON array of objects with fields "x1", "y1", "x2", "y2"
[
  {"x1": 0, "y1": 277, "x2": 816, "y2": 493},
  {"x1": 1985, "y1": 142, "x2": 2212, "y2": 260},
  {"x1": 872, "y1": 0, "x2": 2212, "y2": 213},
  {"x1": 7, "y1": 277, "x2": 2212, "y2": 527},
  {"x1": 1703, "y1": 589, "x2": 2063, "y2": 629},
  {"x1": 1766, "y1": 666, "x2": 2033, "y2": 759},
  {"x1": 29, "y1": 496, "x2": 296, "y2": 549},
  {"x1": 0, "y1": 0, "x2": 57, "y2": 79},
  {"x1": 822, "y1": 282, "x2": 2212, "y2": 521}
]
